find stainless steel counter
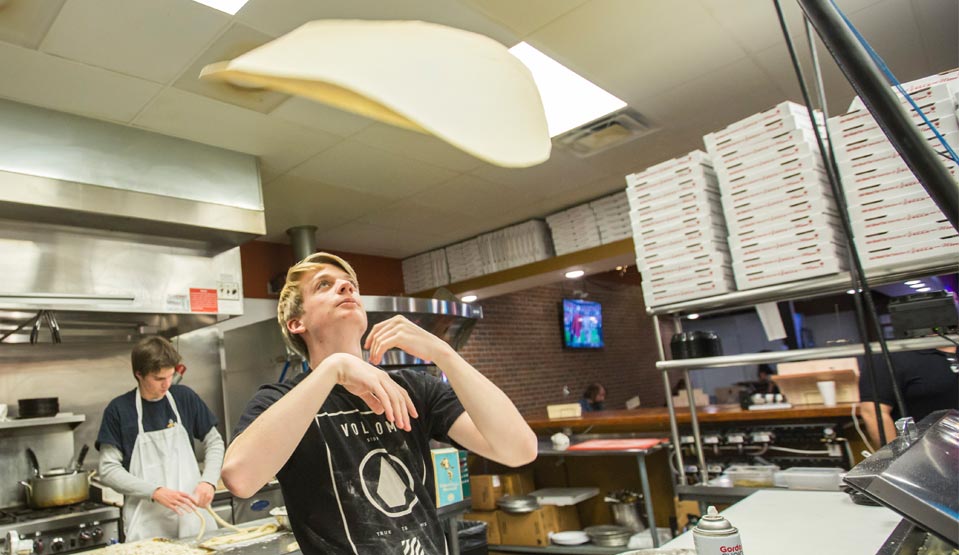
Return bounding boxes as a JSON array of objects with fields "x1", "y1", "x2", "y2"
[{"x1": 189, "y1": 517, "x2": 299, "y2": 555}]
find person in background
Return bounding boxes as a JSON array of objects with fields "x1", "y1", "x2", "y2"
[
  {"x1": 859, "y1": 344, "x2": 958, "y2": 447},
  {"x1": 754, "y1": 363, "x2": 780, "y2": 396},
  {"x1": 96, "y1": 336, "x2": 223, "y2": 542},
  {"x1": 221, "y1": 252, "x2": 536, "y2": 555},
  {"x1": 580, "y1": 382, "x2": 606, "y2": 412}
]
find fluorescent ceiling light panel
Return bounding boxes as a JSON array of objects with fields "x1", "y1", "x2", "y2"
[
  {"x1": 509, "y1": 42, "x2": 627, "y2": 137},
  {"x1": 461, "y1": 295, "x2": 478, "y2": 303},
  {"x1": 909, "y1": 283, "x2": 927, "y2": 289},
  {"x1": 191, "y1": 0, "x2": 249, "y2": 15},
  {"x1": 565, "y1": 270, "x2": 585, "y2": 279}
]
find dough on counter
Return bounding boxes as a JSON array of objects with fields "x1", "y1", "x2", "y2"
[
  {"x1": 83, "y1": 539, "x2": 208, "y2": 555},
  {"x1": 198, "y1": 523, "x2": 279, "y2": 550},
  {"x1": 200, "y1": 19, "x2": 550, "y2": 168}
]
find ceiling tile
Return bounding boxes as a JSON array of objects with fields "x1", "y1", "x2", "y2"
[
  {"x1": 0, "y1": 42, "x2": 161, "y2": 122},
  {"x1": 580, "y1": 127, "x2": 713, "y2": 180},
  {"x1": 40, "y1": 0, "x2": 229, "y2": 84},
  {"x1": 132, "y1": 88, "x2": 340, "y2": 175},
  {"x1": 461, "y1": 0, "x2": 589, "y2": 37},
  {"x1": 263, "y1": 173, "x2": 394, "y2": 237},
  {"x1": 910, "y1": 0, "x2": 959, "y2": 73},
  {"x1": 700, "y1": 0, "x2": 885, "y2": 54},
  {"x1": 237, "y1": 0, "x2": 517, "y2": 45},
  {"x1": 0, "y1": 0, "x2": 65, "y2": 48},
  {"x1": 270, "y1": 97, "x2": 373, "y2": 137},
  {"x1": 358, "y1": 199, "x2": 486, "y2": 237},
  {"x1": 469, "y1": 148, "x2": 607, "y2": 194},
  {"x1": 312, "y1": 220, "x2": 448, "y2": 258},
  {"x1": 525, "y1": 174, "x2": 628, "y2": 218},
  {"x1": 351, "y1": 124, "x2": 485, "y2": 173},
  {"x1": 290, "y1": 140, "x2": 458, "y2": 199},
  {"x1": 526, "y1": 0, "x2": 747, "y2": 102},
  {"x1": 172, "y1": 22, "x2": 289, "y2": 113},
  {"x1": 409, "y1": 174, "x2": 544, "y2": 217}
]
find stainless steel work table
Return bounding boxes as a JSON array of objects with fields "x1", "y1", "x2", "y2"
[{"x1": 535, "y1": 437, "x2": 667, "y2": 548}]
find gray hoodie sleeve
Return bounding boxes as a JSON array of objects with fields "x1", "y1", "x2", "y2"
[
  {"x1": 199, "y1": 427, "x2": 224, "y2": 487},
  {"x1": 97, "y1": 444, "x2": 157, "y2": 499}
]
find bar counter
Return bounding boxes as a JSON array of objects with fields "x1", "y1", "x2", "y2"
[{"x1": 526, "y1": 403, "x2": 861, "y2": 434}]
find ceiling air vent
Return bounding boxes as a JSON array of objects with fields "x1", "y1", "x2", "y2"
[{"x1": 554, "y1": 108, "x2": 658, "y2": 157}]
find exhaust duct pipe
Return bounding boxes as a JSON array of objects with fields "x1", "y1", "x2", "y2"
[{"x1": 287, "y1": 226, "x2": 318, "y2": 263}]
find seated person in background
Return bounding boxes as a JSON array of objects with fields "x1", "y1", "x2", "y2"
[
  {"x1": 580, "y1": 382, "x2": 606, "y2": 412},
  {"x1": 859, "y1": 345, "x2": 958, "y2": 447},
  {"x1": 754, "y1": 363, "x2": 780, "y2": 396}
]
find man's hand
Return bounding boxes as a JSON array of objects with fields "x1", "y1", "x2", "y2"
[
  {"x1": 193, "y1": 482, "x2": 215, "y2": 508},
  {"x1": 324, "y1": 353, "x2": 419, "y2": 432},
  {"x1": 364, "y1": 315, "x2": 452, "y2": 366},
  {"x1": 151, "y1": 487, "x2": 197, "y2": 515}
]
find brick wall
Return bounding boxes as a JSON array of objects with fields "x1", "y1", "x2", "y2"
[{"x1": 458, "y1": 273, "x2": 666, "y2": 417}]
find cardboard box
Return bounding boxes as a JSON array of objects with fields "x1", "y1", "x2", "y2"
[
  {"x1": 772, "y1": 367, "x2": 860, "y2": 405},
  {"x1": 546, "y1": 403, "x2": 582, "y2": 419},
  {"x1": 713, "y1": 128, "x2": 818, "y2": 166},
  {"x1": 860, "y1": 237, "x2": 959, "y2": 269},
  {"x1": 463, "y1": 510, "x2": 502, "y2": 545},
  {"x1": 497, "y1": 506, "x2": 581, "y2": 547},
  {"x1": 502, "y1": 471, "x2": 536, "y2": 497},
  {"x1": 431, "y1": 448, "x2": 464, "y2": 508},
  {"x1": 470, "y1": 475, "x2": 504, "y2": 511}
]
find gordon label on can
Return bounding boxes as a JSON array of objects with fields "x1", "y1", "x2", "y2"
[{"x1": 693, "y1": 506, "x2": 744, "y2": 555}]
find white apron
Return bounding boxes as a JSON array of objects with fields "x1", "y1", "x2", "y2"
[{"x1": 122, "y1": 389, "x2": 217, "y2": 542}]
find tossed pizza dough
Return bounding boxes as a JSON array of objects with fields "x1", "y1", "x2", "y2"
[{"x1": 200, "y1": 19, "x2": 550, "y2": 168}]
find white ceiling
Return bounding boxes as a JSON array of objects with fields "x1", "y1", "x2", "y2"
[{"x1": 0, "y1": 0, "x2": 955, "y2": 258}]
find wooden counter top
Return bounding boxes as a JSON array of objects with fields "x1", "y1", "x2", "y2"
[{"x1": 526, "y1": 403, "x2": 860, "y2": 433}]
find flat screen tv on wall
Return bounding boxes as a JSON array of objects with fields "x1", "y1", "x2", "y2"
[{"x1": 562, "y1": 299, "x2": 604, "y2": 349}]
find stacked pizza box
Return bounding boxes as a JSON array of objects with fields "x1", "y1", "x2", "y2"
[
  {"x1": 589, "y1": 192, "x2": 632, "y2": 244},
  {"x1": 477, "y1": 220, "x2": 554, "y2": 272},
  {"x1": 445, "y1": 238, "x2": 485, "y2": 283},
  {"x1": 402, "y1": 249, "x2": 450, "y2": 293},
  {"x1": 830, "y1": 69, "x2": 959, "y2": 270},
  {"x1": 546, "y1": 203, "x2": 602, "y2": 255},
  {"x1": 704, "y1": 101, "x2": 847, "y2": 290},
  {"x1": 625, "y1": 150, "x2": 735, "y2": 307}
]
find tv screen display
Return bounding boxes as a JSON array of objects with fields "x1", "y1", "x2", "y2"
[{"x1": 562, "y1": 299, "x2": 604, "y2": 348}]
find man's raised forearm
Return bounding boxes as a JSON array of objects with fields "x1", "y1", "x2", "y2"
[
  {"x1": 433, "y1": 347, "x2": 537, "y2": 466},
  {"x1": 221, "y1": 357, "x2": 340, "y2": 498}
]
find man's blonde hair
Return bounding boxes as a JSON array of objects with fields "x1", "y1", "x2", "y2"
[{"x1": 277, "y1": 252, "x2": 359, "y2": 359}]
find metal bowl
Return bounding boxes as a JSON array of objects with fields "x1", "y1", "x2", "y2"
[
  {"x1": 496, "y1": 495, "x2": 540, "y2": 514},
  {"x1": 585, "y1": 525, "x2": 632, "y2": 547},
  {"x1": 270, "y1": 506, "x2": 290, "y2": 530}
]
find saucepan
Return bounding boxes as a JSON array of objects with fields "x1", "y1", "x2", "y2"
[{"x1": 20, "y1": 447, "x2": 94, "y2": 508}]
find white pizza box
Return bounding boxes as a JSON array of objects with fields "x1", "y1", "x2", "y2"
[
  {"x1": 833, "y1": 99, "x2": 957, "y2": 136},
  {"x1": 642, "y1": 275, "x2": 737, "y2": 308},
  {"x1": 637, "y1": 238, "x2": 730, "y2": 265},
  {"x1": 828, "y1": 114, "x2": 959, "y2": 149},
  {"x1": 731, "y1": 240, "x2": 846, "y2": 271},
  {"x1": 860, "y1": 236, "x2": 959, "y2": 270},
  {"x1": 730, "y1": 225, "x2": 844, "y2": 260},
  {"x1": 721, "y1": 180, "x2": 834, "y2": 222},
  {"x1": 642, "y1": 264, "x2": 735, "y2": 292},
  {"x1": 630, "y1": 201, "x2": 727, "y2": 232},
  {"x1": 720, "y1": 163, "x2": 827, "y2": 204},
  {"x1": 635, "y1": 221, "x2": 728, "y2": 251},
  {"x1": 599, "y1": 228, "x2": 633, "y2": 244},
  {"x1": 626, "y1": 162, "x2": 716, "y2": 193},
  {"x1": 725, "y1": 196, "x2": 839, "y2": 236},
  {"x1": 831, "y1": 124, "x2": 958, "y2": 162},
  {"x1": 705, "y1": 101, "x2": 820, "y2": 146},
  {"x1": 728, "y1": 212, "x2": 843, "y2": 250},
  {"x1": 705, "y1": 115, "x2": 821, "y2": 156},
  {"x1": 590, "y1": 190, "x2": 629, "y2": 208},
  {"x1": 627, "y1": 169, "x2": 719, "y2": 202},
  {"x1": 715, "y1": 140, "x2": 820, "y2": 182},
  {"x1": 850, "y1": 190, "x2": 945, "y2": 231},
  {"x1": 856, "y1": 218, "x2": 958, "y2": 252},
  {"x1": 733, "y1": 255, "x2": 845, "y2": 290},
  {"x1": 640, "y1": 250, "x2": 732, "y2": 278},
  {"x1": 719, "y1": 152, "x2": 825, "y2": 193},
  {"x1": 836, "y1": 134, "x2": 959, "y2": 176},
  {"x1": 627, "y1": 150, "x2": 713, "y2": 185},
  {"x1": 848, "y1": 70, "x2": 959, "y2": 111},
  {"x1": 711, "y1": 128, "x2": 820, "y2": 167},
  {"x1": 631, "y1": 186, "x2": 722, "y2": 216},
  {"x1": 844, "y1": 169, "x2": 959, "y2": 208}
]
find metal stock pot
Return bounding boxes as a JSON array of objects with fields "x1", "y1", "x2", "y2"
[{"x1": 20, "y1": 470, "x2": 95, "y2": 508}]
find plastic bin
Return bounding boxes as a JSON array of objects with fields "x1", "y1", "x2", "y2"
[
  {"x1": 724, "y1": 465, "x2": 778, "y2": 487},
  {"x1": 457, "y1": 520, "x2": 488, "y2": 555},
  {"x1": 775, "y1": 467, "x2": 844, "y2": 490}
]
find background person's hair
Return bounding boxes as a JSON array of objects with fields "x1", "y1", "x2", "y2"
[
  {"x1": 277, "y1": 252, "x2": 359, "y2": 359},
  {"x1": 583, "y1": 382, "x2": 605, "y2": 401},
  {"x1": 131, "y1": 336, "x2": 181, "y2": 378}
]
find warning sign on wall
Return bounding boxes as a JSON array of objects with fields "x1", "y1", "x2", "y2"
[{"x1": 189, "y1": 288, "x2": 218, "y2": 313}]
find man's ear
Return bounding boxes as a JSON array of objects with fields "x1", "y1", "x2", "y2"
[{"x1": 287, "y1": 318, "x2": 306, "y2": 335}]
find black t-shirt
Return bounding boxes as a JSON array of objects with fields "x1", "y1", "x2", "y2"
[
  {"x1": 859, "y1": 349, "x2": 959, "y2": 422},
  {"x1": 95, "y1": 385, "x2": 218, "y2": 470},
  {"x1": 234, "y1": 368, "x2": 466, "y2": 555}
]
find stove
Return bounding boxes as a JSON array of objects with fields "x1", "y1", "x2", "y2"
[{"x1": 0, "y1": 502, "x2": 120, "y2": 555}]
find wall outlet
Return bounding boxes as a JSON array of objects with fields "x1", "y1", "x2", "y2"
[{"x1": 218, "y1": 282, "x2": 241, "y2": 300}]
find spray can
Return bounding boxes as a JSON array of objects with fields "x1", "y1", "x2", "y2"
[{"x1": 693, "y1": 506, "x2": 744, "y2": 555}]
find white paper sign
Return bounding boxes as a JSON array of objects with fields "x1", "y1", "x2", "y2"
[{"x1": 756, "y1": 302, "x2": 787, "y2": 341}]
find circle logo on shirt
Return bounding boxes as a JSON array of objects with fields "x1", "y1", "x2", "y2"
[{"x1": 358, "y1": 448, "x2": 419, "y2": 517}]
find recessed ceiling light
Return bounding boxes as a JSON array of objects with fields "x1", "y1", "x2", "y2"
[
  {"x1": 509, "y1": 42, "x2": 627, "y2": 137},
  {"x1": 904, "y1": 280, "x2": 922, "y2": 285},
  {"x1": 687, "y1": 313, "x2": 700, "y2": 320},
  {"x1": 909, "y1": 283, "x2": 926, "y2": 289},
  {"x1": 190, "y1": 0, "x2": 249, "y2": 15},
  {"x1": 565, "y1": 270, "x2": 585, "y2": 279},
  {"x1": 916, "y1": 287, "x2": 931, "y2": 292},
  {"x1": 846, "y1": 289, "x2": 857, "y2": 295},
  {"x1": 461, "y1": 295, "x2": 477, "y2": 303}
]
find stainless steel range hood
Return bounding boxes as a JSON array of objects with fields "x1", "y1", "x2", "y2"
[{"x1": 0, "y1": 99, "x2": 265, "y2": 342}]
